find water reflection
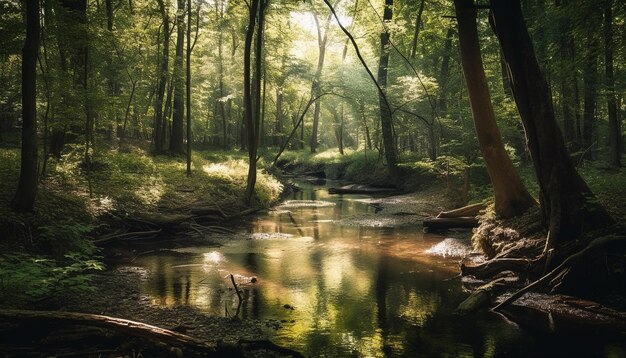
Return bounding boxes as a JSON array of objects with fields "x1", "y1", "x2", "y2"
[{"x1": 130, "y1": 180, "x2": 624, "y2": 357}]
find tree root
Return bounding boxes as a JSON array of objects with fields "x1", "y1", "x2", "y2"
[
  {"x1": 461, "y1": 257, "x2": 536, "y2": 279},
  {"x1": 493, "y1": 235, "x2": 626, "y2": 311},
  {"x1": 437, "y1": 202, "x2": 486, "y2": 218}
]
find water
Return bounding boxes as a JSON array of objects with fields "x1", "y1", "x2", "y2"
[{"x1": 129, "y1": 180, "x2": 625, "y2": 357}]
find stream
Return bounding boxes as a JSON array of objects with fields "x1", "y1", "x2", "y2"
[{"x1": 125, "y1": 180, "x2": 625, "y2": 357}]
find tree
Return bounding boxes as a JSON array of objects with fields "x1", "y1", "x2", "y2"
[
  {"x1": 154, "y1": 0, "x2": 171, "y2": 153},
  {"x1": 170, "y1": 0, "x2": 186, "y2": 154},
  {"x1": 243, "y1": 0, "x2": 266, "y2": 204},
  {"x1": 186, "y1": 0, "x2": 193, "y2": 177},
  {"x1": 489, "y1": 0, "x2": 613, "y2": 259},
  {"x1": 377, "y1": 0, "x2": 398, "y2": 177},
  {"x1": 12, "y1": 0, "x2": 40, "y2": 213},
  {"x1": 309, "y1": 12, "x2": 331, "y2": 153},
  {"x1": 453, "y1": 0, "x2": 535, "y2": 218},
  {"x1": 604, "y1": 0, "x2": 621, "y2": 167}
]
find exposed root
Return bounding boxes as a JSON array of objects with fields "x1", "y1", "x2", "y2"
[{"x1": 493, "y1": 235, "x2": 626, "y2": 311}]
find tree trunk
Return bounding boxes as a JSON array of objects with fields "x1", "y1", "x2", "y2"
[
  {"x1": 275, "y1": 86, "x2": 283, "y2": 146},
  {"x1": 582, "y1": 34, "x2": 599, "y2": 156},
  {"x1": 604, "y1": 0, "x2": 620, "y2": 167},
  {"x1": 438, "y1": 27, "x2": 454, "y2": 114},
  {"x1": 310, "y1": 13, "x2": 329, "y2": 153},
  {"x1": 454, "y1": 0, "x2": 535, "y2": 218},
  {"x1": 186, "y1": 0, "x2": 192, "y2": 176},
  {"x1": 556, "y1": 0, "x2": 577, "y2": 148},
  {"x1": 410, "y1": 0, "x2": 425, "y2": 59},
  {"x1": 499, "y1": 49, "x2": 513, "y2": 98},
  {"x1": 244, "y1": 0, "x2": 261, "y2": 204},
  {"x1": 170, "y1": 0, "x2": 185, "y2": 155},
  {"x1": 12, "y1": 0, "x2": 40, "y2": 213},
  {"x1": 377, "y1": 0, "x2": 398, "y2": 177},
  {"x1": 489, "y1": 0, "x2": 613, "y2": 254},
  {"x1": 154, "y1": 0, "x2": 170, "y2": 153}
]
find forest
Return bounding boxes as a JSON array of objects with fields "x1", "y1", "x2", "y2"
[{"x1": 0, "y1": 0, "x2": 625, "y2": 356}]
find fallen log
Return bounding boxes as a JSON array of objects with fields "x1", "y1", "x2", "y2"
[
  {"x1": 423, "y1": 216, "x2": 478, "y2": 230},
  {"x1": 0, "y1": 309, "x2": 217, "y2": 353},
  {"x1": 437, "y1": 202, "x2": 487, "y2": 219},
  {"x1": 328, "y1": 184, "x2": 396, "y2": 195},
  {"x1": 457, "y1": 278, "x2": 510, "y2": 314}
]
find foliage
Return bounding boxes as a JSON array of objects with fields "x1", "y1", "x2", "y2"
[{"x1": 0, "y1": 252, "x2": 104, "y2": 307}]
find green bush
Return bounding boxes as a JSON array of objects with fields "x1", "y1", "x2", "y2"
[{"x1": 0, "y1": 252, "x2": 104, "y2": 307}]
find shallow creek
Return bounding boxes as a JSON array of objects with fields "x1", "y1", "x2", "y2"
[{"x1": 125, "y1": 180, "x2": 624, "y2": 357}]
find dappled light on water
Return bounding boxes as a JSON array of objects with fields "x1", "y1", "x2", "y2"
[{"x1": 128, "y1": 180, "x2": 565, "y2": 356}]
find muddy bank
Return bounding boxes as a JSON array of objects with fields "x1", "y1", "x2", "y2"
[{"x1": 52, "y1": 264, "x2": 299, "y2": 357}]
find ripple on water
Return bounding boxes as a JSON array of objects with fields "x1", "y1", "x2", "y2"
[
  {"x1": 249, "y1": 232, "x2": 295, "y2": 240},
  {"x1": 425, "y1": 238, "x2": 472, "y2": 258},
  {"x1": 275, "y1": 200, "x2": 336, "y2": 209}
]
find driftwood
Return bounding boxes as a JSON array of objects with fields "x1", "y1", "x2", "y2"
[
  {"x1": 423, "y1": 216, "x2": 478, "y2": 230},
  {"x1": 437, "y1": 202, "x2": 486, "y2": 218},
  {"x1": 0, "y1": 309, "x2": 217, "y2": 353},
  {"x1": 328, "y1": 184, "x2": 396, "y2": 195}
]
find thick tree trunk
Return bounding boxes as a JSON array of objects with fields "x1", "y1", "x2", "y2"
[
  {"x1": 604, "y1": 0, "x2": 621, "y2": 167},
  {"x1": 454, "y1": 0, "x2": 535, "y2": 218},
  {"x1": 377, "y1": 0, "x2": 398, "y2": 176},
  {"x1": 170, "y1": 0, "x2": 185, "y2": 154},
  {"x1": 12, "y1": 0, "x2": 40, "y2": 213},
  {"x1": 489, "y1": 0, "x2": 613, "y2": 253}
]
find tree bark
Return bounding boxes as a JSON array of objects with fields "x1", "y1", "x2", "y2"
[
  {"x1": 489, "y1": 0, "x2": 613, "y2": 253},
  {"x1": 154, "y1": 0, "x2": 170, "y2": 153},
  {"x1": 377, "y1": 0, "x2": 398, "y2": 176},
  {"x1": 309, "y1": 13, "x2": 329, "y2": 153},
  {"x1": 437, "y1": 27, "x2": 454, "y2": 115},
  {"x1": 555, "y1": 0, "x2": 577, "y2": 148},
  {"x1": 454, "y1": 0, "x2": 535, "y2": 218},
  {"x1": 409, "y1": 0, "x2": 425, "y2": 59},
  {"x1": 582, "y1": 34, "x2": 599, "y2": 156},
  {"x1": 275, "y1": 86, "x2": 283, "y2": 146},
  {"x1": 604, "y1": 0, "x2": 620, "y2": 167},
  {"x1": 12, "y1": 0, "x2": 40, "y2": 213},
  {"x1": 186, "y1": 0, "x2": 192, "y2": 176},
  {"x1": 244, "y1": 0, "x2": 261, "y2": 204},
  {"x1": 170, "y1": 0, "x2": 185, "y2": 154}
]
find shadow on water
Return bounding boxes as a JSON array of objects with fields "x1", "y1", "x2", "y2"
[{"x1": 127, "y1": 180, "x2": 626, "y2": 357}]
